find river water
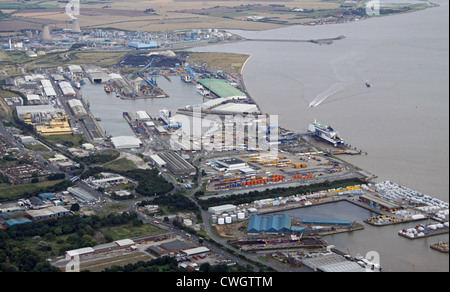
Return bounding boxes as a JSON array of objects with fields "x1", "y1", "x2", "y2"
[
  {"x1": 81, "y1": 76, "x2": 204, "y2": 137},
  {"x1": 192, "y1": 1, "x2": 449, "y2": 204},
  {"x1": 190, "y1": 1, "x2": 449, "y2": 272}
]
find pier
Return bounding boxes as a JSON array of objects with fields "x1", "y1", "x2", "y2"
[{"x1": 246, "y1": 35, "x2": 346, "y2": 45}]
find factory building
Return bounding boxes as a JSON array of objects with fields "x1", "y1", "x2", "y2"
[
  {"x1": 158, "y1": 151, "x2": 196, "y2": 177},
  {"x1": 59, "y1": 81, "x2": 76, "y2": 96},
  {"x1": 136, "y1": 110, "x2": 151, "y2": 121},
  {"x1": 301, "y1": 252, "x2": 366, "y2": 272},
  {"x1": 111, "y1": 136, "x2": 142, "y2": 149},
  {"x1": 213, "y1": 157, "x2": 248, "y2": 172},
  {"x1": 128, "y1": 41, "x2": 158, "y2": 50},
  {"x1": 16, "y1": 105, "x2": 64, "y2": 120},
  {"x1": 359, "y1": 193, "x2": 402, "y2": 212},
  {"x1": 89, "y1": 72, "x2": 110, "y2": 84},
  {"x1": 207, "y1": 204, "x2": 237, "y2": 215},
  {"x1": 211, "y1": 103, "x2": 260, "y2": 115},
  {"x1": 68, "y1": 99, "x2": 88, "y2": 117},
  {"x1": 150, "y1": 154, "x2": 167, "y2": 168},
  {"x1": 26, "y1": 94, "x2": 44, "y2": 105},
  {"x1": 26, "y1": 206, "x2": 71, "y2": 221},
  {"x1": 35, "y1": 115, "x2": 73, "y2": 136},
  {"x1": 247, "y1": 214, "x2": 293, "y2": 234},
  {"x1": 68, "y1": 65, "x2": 83, "y2": 75},
  {"x1": 40, "y1": 79, "x2": 57, "y2": 97},
  {"x1": 67, "y1": 187, "x2": 97, "y2": 204},
  {"x1": 198, "y1": 79, "x2": 247, "y2": 99}
]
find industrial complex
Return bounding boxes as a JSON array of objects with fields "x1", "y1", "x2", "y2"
[{"x1": 0, "y1": 20, "x2": 447, "y2": 274}]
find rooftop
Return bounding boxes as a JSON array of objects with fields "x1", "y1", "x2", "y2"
[{"x1": 198, "y1": 79, "x2": 246, "y2": 99}]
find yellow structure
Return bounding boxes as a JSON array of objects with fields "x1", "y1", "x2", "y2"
[{"x1": 35, "y1": 115, "x2": 73, "y2": 136}]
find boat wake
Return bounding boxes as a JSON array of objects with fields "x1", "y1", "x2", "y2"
[{"x1": 309, "y1": 82, "x2": 344, "y2": 107}]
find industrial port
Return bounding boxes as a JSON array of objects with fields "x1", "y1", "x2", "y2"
[{"x1": 0, "y1": 21, "x2": 448, "y2": 273}]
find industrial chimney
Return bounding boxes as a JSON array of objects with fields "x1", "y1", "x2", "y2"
[
  {"x1": 42, "y1": 25, "x2": 52, "y2": 41},
  {"x1": 71, "y1": 18, "x2": 81, "y2": 33}
]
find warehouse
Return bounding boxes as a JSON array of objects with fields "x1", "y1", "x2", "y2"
[
  {"x1": 68, "y1": 65, "x2": 83, "y2": 74},
  {"x1": 26, "y1": 206, "x2": 71, "y2": 221},
  {"x1": 16, "y1": 105, "x2": 64, "y2": 120},
  {"x1": 111, "y1": 136, "x2": 142, "y2": 149},
  {"x1": 2, "y1": 218, "x2": 32, "y2": 228},
  {"x1": 208, "y1": 204, "x2": 237, "y2": 215},
  {"x1": 67, "y1": 187, "x2": 97, "y2": 204},
  {"x1": 247, "y1": 214, "x2": 292, "y2": 234},
  {"x1": 128, "y1": 41, "x2": 158, "y2": 50},
  {"x1": 65, "y1": 247, "x2": 95, "y2": 260},
  {"x1": 214, "y1": 157, "x2": 248, "y2": 172},
  {"x1": 89, "y1": 72, "x2": 110, "y2": 84},
  {"x1": 150, "y1": 154, "x2": 167, "y2": 168},
  {"x1": 198, "y1": 79, "x2": 246, "y2": 99},
  {"x1": 159, "y1": 151, "x2": 196, "y2": 177},
  {"x1": 211, "y1": 103, "x2": 260, "y2": 115},
  {"x1": 301, "y1": 219, "x2": 352, "y2": 226},
  {"x1": 301, "y1": 252, "x2": 366, "y2": 272},
  {"x1": 59, "y1": 81, "x2": 76, "y2": 96},
  {"x1": 181, "y1": 246, "x2": 210, "y2": 257},
  {"x1": 26, "y1": 94, "x2": 43, "y2": 105},
  {"x1": 40, "y1": 79, "x2": 57, "y2": 97},
  {"x1": 136, "y1": 110, "x2": 151, "y2": 121},
  {"x1": 359, "y1": 193, "x2": 401, "y2": 212},
  {"x1": 68, "y1": 99, "x2": 88, "y2": 117}
]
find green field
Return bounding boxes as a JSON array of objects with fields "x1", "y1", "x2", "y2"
[
  {"x1": 101, "y1": 223, "x2": 166, "y2": 241},
  {"x1": 0, "y1": 179, "x2": 65, "y2": 202},
  {"x1": 103, "y1": 158, "x2": 138, "y2": 172},
  {"x1": 102, "y1": 203, "x2": 130, "y2": 212},
  {"x1": 43, "y1": 134, "x2": 87, "y2": 147}
]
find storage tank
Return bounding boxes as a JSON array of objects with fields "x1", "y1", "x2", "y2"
[
  {"x1": 237, "y1": 212, "x2": 245, "y2": 220},
  {"x1": 231, "y1": 214, "x2": 237, "y2": 222},
  {"x1": 225, "y1": 216, "x2": 232, "y2": 224},
  {"x1": 218, "y1": 217, "x2": 225, "y2": 225}
]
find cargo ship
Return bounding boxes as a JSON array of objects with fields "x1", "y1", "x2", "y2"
[{"x1": 308, "y1": 120, "x2": 345, "y2": 147}]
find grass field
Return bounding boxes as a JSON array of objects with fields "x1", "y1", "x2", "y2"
[
  {"x1": 101, "y1": 223, "x2": 166, "y2": 241},
  {"x1": 102, "y1": 203, "x2": 130, "y2": 212},
  {"x1": 187, "y1": 52, "x2": 251, "y2": 74},
  {"x1": 103, "y1": 158, "x2": 138, "y2": 172},
  {"x1": 43, "y1": 134, "x2": 87, "y2": 147},
  {"x1": 5, "y1": 0, "x2": 343, "y2": 33},
  {"x1": 0, "y1": 179, "x2": 64, "y2": 201}
]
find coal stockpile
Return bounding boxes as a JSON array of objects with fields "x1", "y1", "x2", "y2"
[{"x1": 118, "y1": 53, "x2": 187, "y2": 68}]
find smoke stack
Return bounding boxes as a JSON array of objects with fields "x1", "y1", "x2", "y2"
[
  {"x1": 42, "y1": 25, "x2": 51, "y2": 41},
  {"x1": 71, "y1": 18, "x2": 81, "y2": 33}
]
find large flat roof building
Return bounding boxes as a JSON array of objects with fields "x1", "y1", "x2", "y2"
[
  {"x1": 198, "y1": 79, "x2": 246, "y2": 99},
  {"x1": 247, "y1": 214, "x2": 293, "y2": 234},
  {"x1": 159, "y1": 151, "x2": 196, "y2": 177},
  {"x1": 68, "y1": 99, "x2": 88, "y2": 117},
  {"x1": 111, "y1": 136, "x2": 142, "y2": 149}
]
